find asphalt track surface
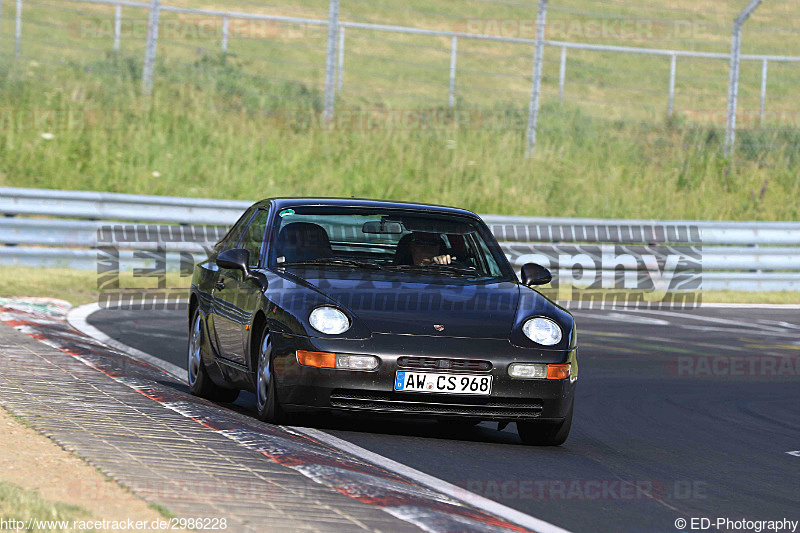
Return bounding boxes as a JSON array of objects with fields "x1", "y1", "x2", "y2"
[{"x1": 88, "y1": 305, "x2": 800, "y2": 533}]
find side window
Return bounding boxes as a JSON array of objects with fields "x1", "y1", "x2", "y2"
[
  {"x1": 238, "y1": 209, "x2": 270, "y2": 268},
  {"x1": 215, "y1": 208, "x2": 255, "y2": 253}
]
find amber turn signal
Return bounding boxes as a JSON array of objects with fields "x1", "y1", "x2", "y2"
[
  {"x1": 546, "y1": 364, "x2": 571, "y2": 380},
  {"x1": 296, "y1": 350, "x2": 336, "y2": 368}
]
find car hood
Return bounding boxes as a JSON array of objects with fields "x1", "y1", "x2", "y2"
[{"x1": 291, "y1": 274, "x2": 522, "y2": 339}]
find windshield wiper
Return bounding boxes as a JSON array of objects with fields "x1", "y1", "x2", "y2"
[
  {"x1": 384, "y1": 264, "x2": 480, "y2": 276},
  {"x1": 281, "y1": 258, "x2": 383, "y2": 270}
]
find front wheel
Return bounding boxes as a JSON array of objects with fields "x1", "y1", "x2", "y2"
[
  {"x1": 188, "y1": 310, "x2": 239, "y2": 403},
  {"x1": 517, "y1": 399, "x2": 573, "y2": 446},
  {"x1": 255, "y1": 328, "x2": 287, "y2": 424}
]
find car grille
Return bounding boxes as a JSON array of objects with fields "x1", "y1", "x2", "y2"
[
  {"x1": 397, "y1": 356, "x2": 492, "y2": 372},
  {"x1": 329, "y1": 389, "x2": 543, "y2": 419}
]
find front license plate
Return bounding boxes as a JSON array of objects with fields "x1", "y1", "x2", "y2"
[{"x1": 394, "y1": 371, "x2": 492, "y2": 395}]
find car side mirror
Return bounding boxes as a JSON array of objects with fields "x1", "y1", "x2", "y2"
[
  {"x1": 521, "y1": 263, "x2": 552, "y2": 286},
  {"x1": 216, "y1": 248, "x2": 269, "y2": 289},
  {"x1": 216, "y1": 248, "x2": 250, "y2": 274}
]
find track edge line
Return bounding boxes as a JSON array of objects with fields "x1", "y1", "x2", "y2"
[{"x1": 66, "y1": 302, "x2": 186, "y2": 382}]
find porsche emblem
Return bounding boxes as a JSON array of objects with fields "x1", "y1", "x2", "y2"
[{"x1": 433, "y1": 324, "x2": 445, "y2": 332}]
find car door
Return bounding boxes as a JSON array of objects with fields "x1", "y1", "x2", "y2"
[
  {"x1": 212, "y1": 207, "x2": 270, "y2": 366},
  {"x1": 210, "y1": 208, "x2": 255, "y2": 364}
]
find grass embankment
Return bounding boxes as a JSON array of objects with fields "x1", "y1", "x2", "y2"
[
  {"x1": 0, "y1": 481, "x2": 89, "y2": 531},
  {"x1": 0, "y1": 0, "x2": 797, "y2": 220},
  {"x1": 0, "y1": 481, "x2": 89, "y2": 532},
  {"x1": 0, "y1": 57, "x2": 798, "y2": 221}
]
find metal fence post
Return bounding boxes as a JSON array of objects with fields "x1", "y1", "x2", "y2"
[
  {"x1": 668, "y1": 53, "x2": 676, "y2": 116},
  {"x1": 141, "y1": 0, "x2": 160, "y2": 95},
  {"x1": 558, "y1": 46, "x2": 566, "y2": 103},
  {"x1": 759, "y1": 58, "x2": 768, "y2": 126},
  {"x1": 323, "y1": 0, "x2": 339, "y2": 124},
  {"x1": 113, "y1": 3, "x2": 122, "y2": 52},
  {"x1": 221, "y1": 15, "x2": 229, "y2": 53},
  {"x1": 448, "y1": 35, "x2": 458, "y2": 108},
  {"x1": 14, "y1": 0, "x2": 21, "y2": 57},
  {"x1": 725, "y1": 0, "x2": 763, "y2": 157},
  {"x1": 525, "y1": 0, "x2": 548, "y2": 159},
  {"x1": 337, "y1": 25, "x2": 345, "y2": 90}
]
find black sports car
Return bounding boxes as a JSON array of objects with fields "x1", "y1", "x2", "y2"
[{"x1": 188, "y1": 198, "x2": 578, "y2": 445}]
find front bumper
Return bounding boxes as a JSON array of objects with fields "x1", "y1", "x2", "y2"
[{"x1": 271, "y1": 332, "x2": 577, "y2": 421}]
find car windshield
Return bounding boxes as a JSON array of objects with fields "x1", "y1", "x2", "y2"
[{"x1": 268, "y1": 206, "x2": 511, "y2": 280}]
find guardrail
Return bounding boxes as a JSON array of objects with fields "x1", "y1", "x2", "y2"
[
  {"x1": 0, "y1": 187, "x2": 247, "y2": 225},
  {"x1": 1, "y1": 187, "x2": 799, "y2": 291}
]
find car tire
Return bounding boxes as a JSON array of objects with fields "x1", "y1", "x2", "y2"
[
  {"x1": 188, "y1": 309, "x2": 240, "y2": 403},
  {"x1": 517, "y1": 399, "x2": 573, "y2": 446},
  {"x1": 255, "y1": 328, "x2": 287, "y2": 424}
]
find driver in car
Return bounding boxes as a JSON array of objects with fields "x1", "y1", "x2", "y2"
[{"x1": 408, "y1": 232, "x2": 457, "y2": 266}]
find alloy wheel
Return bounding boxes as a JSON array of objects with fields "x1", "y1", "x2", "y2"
[
  {"x1": 188, "y1": 314, "x2": 202, "y2": 386},
  {"x1": 256, "y1": 332, "x2": 272, "y2": 411}
]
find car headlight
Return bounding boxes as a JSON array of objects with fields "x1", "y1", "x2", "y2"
[
  {"x1": 309, "y1": 306, "x2": 350, "y2": 335},
  {"x1": 522, "y1": 317, "x2": 562, "y2": 346}
]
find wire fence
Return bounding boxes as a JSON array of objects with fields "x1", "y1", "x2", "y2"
[{"x1": 1, "y1": 0, "x2": 799, "y2": 154}]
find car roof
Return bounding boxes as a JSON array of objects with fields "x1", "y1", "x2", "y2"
[{"x1": 252, "y1": 197, "x2": 481, "y2": 219}]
